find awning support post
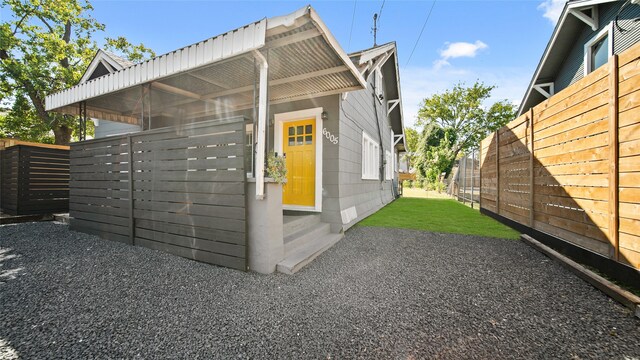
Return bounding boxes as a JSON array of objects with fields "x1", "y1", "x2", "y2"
[
  {"x1": 254, "y1": 50, "x2": 269, "y2": 200},
  {"x1": 78, "y1": 101, "x2": 87, "y2": 141}
]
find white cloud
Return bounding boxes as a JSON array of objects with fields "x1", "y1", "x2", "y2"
[
  {"x1": 440, "y1": 41, "x2": 488, "y2": 60},
  {"x1": 538, "y1": 0, "x2": 567, "y2": 24},
  {"x1": 399, "y1": 64, "x2": 531, "y2": 129}
]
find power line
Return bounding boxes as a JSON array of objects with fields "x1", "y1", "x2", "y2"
[
  {"x1": 405, "y1": 0, "x2": 436, "y2": 67},
  {"x1": 348, "y1": 0, "x2": 357, "y2": 51},
  {"x1": 378, "y1": 0, "x2": 386, "y2": 23}
]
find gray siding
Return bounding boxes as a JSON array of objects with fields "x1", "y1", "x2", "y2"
[
  {"x1": 556, "y1": 2, "x2": 640, "y2": 92},
  {"x1": 148, "y1": 96, "x2": 343, "y2": 232},
  {"x1": 338, "y1": 71, "x2": 395, "y2": 231},
  {"x1": 94, "y1": 119, "x2": 141, "y2": 138}
]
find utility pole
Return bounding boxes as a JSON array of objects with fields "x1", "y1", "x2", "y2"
[{"x1": 372, "y1": 13, "x2": 378, "y2": 46}]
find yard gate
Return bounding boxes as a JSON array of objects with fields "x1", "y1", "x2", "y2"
[
  {"x1": 0, "y1": 144, "x2": 70, "y2": 215},
  {"x1": 479, "y1": 42, "x2": 640, "y2": 277},
  {"x1": 69, "y1": 117, "x2": 248, "y2": 270}
]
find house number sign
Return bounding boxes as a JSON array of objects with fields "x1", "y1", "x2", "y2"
[{"x1": 322, "y1": 128, "x2": 338, "y2": 144}]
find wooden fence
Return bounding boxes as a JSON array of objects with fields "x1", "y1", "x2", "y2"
[
  {"x1": 0, "y1": 144, "x2": 70, "y2": 215},
  {"x1": 69, "y1": 117, "x2": 248, "y2": 270},
  {"x1": 480, "y1": 42, "x2": 640, "y2": 270}
]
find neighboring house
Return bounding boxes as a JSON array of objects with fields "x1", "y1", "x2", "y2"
[
  {"x1": 45, "y1": 6, "x2": 405, "y2": 274},
  {"x1": 518, "y1": 0, "x2": 640, "y2": 115}
]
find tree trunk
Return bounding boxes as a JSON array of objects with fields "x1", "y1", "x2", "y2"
[{"x1": 53, "y1": 124, "x2": 72, "y2": 145}]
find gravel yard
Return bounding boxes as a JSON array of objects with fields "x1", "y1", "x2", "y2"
[{"x1": 1, "y1": 222, "x2": 638, "y2": 359}]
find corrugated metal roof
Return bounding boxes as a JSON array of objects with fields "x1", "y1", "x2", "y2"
[
  {"x1": 45, "y1": 5, "x2": 367, "y2": 124},
  {"x1": 46, "y1": 20, "x2": 267, "y2": 111}
]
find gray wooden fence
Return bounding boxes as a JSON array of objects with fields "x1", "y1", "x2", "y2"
[
  {"x1": 70, "y1": 117, "x2": 248, "y2": 270},
  {"x1": 1, "y1": 145, "x2": 70, "y2": 215}
]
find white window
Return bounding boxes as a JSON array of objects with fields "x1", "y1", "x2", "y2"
[
  {"x1": 362, "y1": 132, "x2": 379, "y2": 180},
  {"x1": 584, "y1": 23, "x2": 613, "y2": 75},
  {"x1": 385, "y1": 150, "x2": 392, "y2": 180}
]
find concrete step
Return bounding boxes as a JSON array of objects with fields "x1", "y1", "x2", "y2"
[
  {"x1": 283, "y1": 214, "x2": 321, "y2": 238},
  {"x1": 277, "y1": 233, "x2": 344, "y2": 275},
  {"x1": 284, "y1": 222, "x2": 331, "y2": 256}
]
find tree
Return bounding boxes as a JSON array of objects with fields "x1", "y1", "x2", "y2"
[
  {"x1": 0, "y1": 0, "x2": 154, "y2": 144},
  {"x1": 416, "y1": 81, "x2": 516, "y2": 160},
  {"x1": 402, "y1": 126, "x2": 419, "y2": 170},
  {"x1": 414, "y1": 82, "x2": 516, "y2": 183},
  {"x1": 415, "y1": 123, "x2": 457, "y2": 184}
]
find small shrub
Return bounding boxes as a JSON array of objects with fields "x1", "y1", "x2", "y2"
[{"x1": 266, "y1": 151, "x2": 287, "y2": 184}]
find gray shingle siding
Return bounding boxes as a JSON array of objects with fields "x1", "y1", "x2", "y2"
[
  {"x1": 555, "y1": 2, "x2": 640, "y2": 92},
  {"x1": 338, "y1": 70, "x2": 395, "y2": 231}
]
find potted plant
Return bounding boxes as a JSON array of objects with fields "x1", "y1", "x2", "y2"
[{"x1": 266, "y1": 151, "x2": 287, "y2": 184}]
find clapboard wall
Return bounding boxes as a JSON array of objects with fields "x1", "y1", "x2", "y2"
[
  {"x1": 70, "y1": 117, "x2": 248, "y2": 270},
  {"x1": 480, "y1": 42, "x2": 640, "y2": 270},
  {"x1": 0, "y1": 145, "x2": 70, "y2": 215}
]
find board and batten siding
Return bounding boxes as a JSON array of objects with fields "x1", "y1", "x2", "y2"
[
  {"x1": 555, "y1": 2, "x2": 640, "y2": 92},
  {"x1": 338, "y1": 72, "x2": 395, "y2": 230}
]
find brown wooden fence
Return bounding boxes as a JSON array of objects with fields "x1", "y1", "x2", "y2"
[
  {"x1": 0, "y1": 144, "x2": 70, "y2": 215},
  {"x1": 69, "y1": 117, "x2": 248, "y2": 270},
  {"x1": 480, "y1": 42, "x2": 640, "y2": 270}
]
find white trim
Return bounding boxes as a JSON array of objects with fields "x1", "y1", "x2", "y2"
[
  {"x1": 533, "y1": 82, "x2": 555, "y2": 98},
  {"x1": 362, "y1": 131, "x2": 379, "y2": 180},
  {"x1": 274, "y1": 107, "x2": 323, "y2": 212},
  {"x1": 569, "y1": 6, "x2": 598, "y2": 30},
  {"x1": 584, "y1": 22, "x2": 613, "y2": 76},
  {"x1": 387, "y1": 99, "x2": 399, "y2": 116},
  {"x1": 254, "y1": 50, "x2": 268, "y2": 200},
  {"x1": 517, "y1": 0, "x2": 617, "y2": 116},
  {"x1": 79, "y1": 50, "x2": 127, "y2": 84}
]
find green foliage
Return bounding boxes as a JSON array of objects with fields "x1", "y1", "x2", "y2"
[
  {"x1": 0, "y1": 93, "x2": 54, "y2": 143},
  {"x1": 414, "y1": 82, "x2": 516, "y2": 184},
  {"x1": 417, "y1": 81, "x2": 516, "y2": 157},
  {"x1": 358, "y1": 197, "x2": 520, "y2": 240},
  {"x1": 402, "y1": 180, "x2": 413, "y2": 189},
  {"x1": 415, "y1": 123, "x2": 457, "y2": 184},
  {"x1": 401, "y1": 127, "x2": 419, "y2": 170},
  {"x1": 0, "y1": 0, "x2": 154, "y2": 144},
  {"x1": 266, "y1": 151, "x2": 287, "y2": 185}
]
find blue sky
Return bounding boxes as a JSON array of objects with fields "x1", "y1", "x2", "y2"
[{"x1": 5, "y1": 0, "x2": 568, "y2": 128}]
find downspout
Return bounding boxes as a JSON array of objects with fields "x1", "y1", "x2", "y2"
[
  {"x1": 254, "y1": 50, "x2": 268, "y2": 200},
  {"x1": 371, "y1": 73, "x2": 385, "y2": 189}
]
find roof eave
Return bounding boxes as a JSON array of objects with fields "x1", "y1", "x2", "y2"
[{"x1": 517, "y1": 0, "x2": 617, "y2": 116}]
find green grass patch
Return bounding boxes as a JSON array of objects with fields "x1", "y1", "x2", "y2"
[{"x1": 358, "y1": 197, "x2": 520, "y2": 240}]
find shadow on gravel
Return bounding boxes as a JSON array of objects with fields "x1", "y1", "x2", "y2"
[{"x1": 0, "y1": 222, "x2": 639, "y2": 359}]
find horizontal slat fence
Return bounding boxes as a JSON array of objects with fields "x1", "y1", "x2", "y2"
[
  {"x1": 0, "y1": 145, "x2": 70, "y2": 215},
  {"x1": 480, "y1": 42, "x2": 640, "y2": 270},
  {"x1": 70, "y1": 117, "x2": 248, "y2": 270}
]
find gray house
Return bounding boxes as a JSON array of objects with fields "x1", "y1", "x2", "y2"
[
  {"x1": 519, "y1": 0, "x2": 640, "y2": 115},
  {"x1": 45, "y1": 6, "x2": 405, "y2": 274}
]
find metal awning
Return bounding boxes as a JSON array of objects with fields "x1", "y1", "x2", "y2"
[{"x1": 44, "y1": 5, "x2": 366, "y2": 124}]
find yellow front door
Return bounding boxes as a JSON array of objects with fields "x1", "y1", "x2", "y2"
[{"x1": 282, "y1": 119, "x2": 315, "y2": 207}]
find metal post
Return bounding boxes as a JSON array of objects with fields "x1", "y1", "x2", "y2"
[
  {"x1": 253, "y1": 50, "x2": 268, "y2": 200},
  {"x1": 470, "y1": 149, "x2": 475, "y2": 209},
  {"x1": 461, "y1": 153, "x2": 467, "y2": 205},
  {"x1": 78, "y1": 101, "x2": 87, "y2": 141}
]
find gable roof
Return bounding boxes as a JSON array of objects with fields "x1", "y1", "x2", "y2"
[
  {"x1": 349, "y1": 42, "x2": 406, "y2": 151},
  {"x1": 517, "y1": 0, "x2": 618, "y2": 116},
  {"x1": 79, "y1": 49, "x2": 135, "y2": 84}
]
